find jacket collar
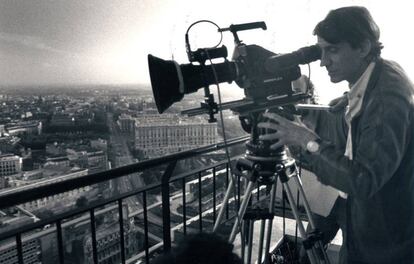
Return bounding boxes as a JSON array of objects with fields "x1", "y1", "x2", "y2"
[{"x1": 353, "y1": 57, "x2": 383, "y2": 119}]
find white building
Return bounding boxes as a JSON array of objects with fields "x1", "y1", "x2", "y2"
[
  {"x1": 135, "y1": 114, "x2": 217, "y2": 158},
  {"x1": 5, "y1": 121, "x2": 42, "y2": 136},
  {"x1": 17, "y1": 168, "x2": 90, "y2": 211},
  {"x1": 0, "y1": 154, "x2": 22, "y2": 177}
]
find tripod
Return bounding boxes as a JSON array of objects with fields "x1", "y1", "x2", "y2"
[{"x1": 213, "y1": 114, "x2": 330, "y2": 264}]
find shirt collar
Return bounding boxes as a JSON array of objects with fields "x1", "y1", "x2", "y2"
[{"x1": 346, "y1": 62, "x2": 376, "y2": 119}]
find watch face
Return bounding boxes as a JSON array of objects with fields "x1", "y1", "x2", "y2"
[{"x1": 307, "y1": 140, "x2": 319, "y2": 153}]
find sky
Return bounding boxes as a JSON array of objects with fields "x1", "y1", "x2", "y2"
[{"x1": 1, "y1": 0, "x2": 414, "y2": 102}]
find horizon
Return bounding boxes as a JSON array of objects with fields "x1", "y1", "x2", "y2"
[{"x1": 2, "y1": 0, "x2": 414, "y2": 103}]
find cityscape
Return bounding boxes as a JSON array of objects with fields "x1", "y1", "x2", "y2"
[
  {"x1": 1, "y1": 1, "x2": 379, "y2": 263},
  {"x1": 0, "y1": 84, "x2": 248, "y2": 263}
]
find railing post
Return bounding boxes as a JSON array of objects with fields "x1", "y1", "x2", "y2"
[
  {"x1": 212, "y1": 167, "x2": 217, "y2": 224},
  {"x1": 161, "y1": 160, "x2": 177, "y2": 252},
  {"x1": 56, "y1": 220, "x2": 65, "y2": 264},
  {"x1": 16, "y1": 234, "x2": 24, "y2": 264},
  {"x1": 181, "y1": 178, "x2": 187, "y2": 235},
  {"x1": 118, "y1": 199, "x2": 126, "y2": 264},
  {"x1": 90, "y1": 209, "x2": 98, "y2": 264},
  {"x1": 142, "y1": 192, "x2": 150, "y2": 264},
  {"x1": 198, "y1": 172, "x2": 203, "y2": 231}
]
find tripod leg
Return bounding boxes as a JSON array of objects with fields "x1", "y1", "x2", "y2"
[
  {"x1": 282, "y1": 181, "x2": 319, "y2": 264},
  {"x1": 264, "y1": 183, "x2": 277, "y2": 264},
  {"x1": 293, "y1": 175, "x2": 331, "y2": 264},
  {"x1": 241, "y1": 220, "x2": 246, "y2": 262},
  {"x1": 246, "y1": 220, "x2": 254, "y2": 264},
  {"x1": 229, "y1": 181, "x2": 256, "y2": 243},
  {"x1": 257, "y1": 220, "x2": 266, "y2": 264},
  {"x1": 213, "y1": 175, "x2": 235, "y2": 232}
]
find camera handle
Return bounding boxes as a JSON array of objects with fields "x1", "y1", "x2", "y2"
[{"x1": 219, "y1": 21, "x2": 267, "y2": 45}]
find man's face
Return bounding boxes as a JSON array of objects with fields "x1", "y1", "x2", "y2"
[{"x1": 317, "y1": 36, "x2": 367, "y2": 84}]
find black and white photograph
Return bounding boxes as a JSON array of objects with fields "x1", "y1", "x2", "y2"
[{"x1": 0, "y1": 1, "x2": 413, "y2": 263}]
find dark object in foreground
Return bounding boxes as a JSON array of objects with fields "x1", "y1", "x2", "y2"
[{"x1": 151, "y1": 232, "x2": 243, "y2": 264}]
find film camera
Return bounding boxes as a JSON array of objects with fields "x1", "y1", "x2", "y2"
[
  {"x1": 148, "y1": 21, "x2": 321, "y2": 116},
  {"x1": 147, "y1": 21, "x2": 321, "y2": 159}
]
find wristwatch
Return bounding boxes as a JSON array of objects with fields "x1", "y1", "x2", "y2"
[{"x1": 306, "y1": 139, "x2": 321, "y2": 153}]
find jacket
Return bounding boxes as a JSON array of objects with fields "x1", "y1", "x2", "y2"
[{"x1": 302, "y1": 58, "x2": 414, "y2": 263}]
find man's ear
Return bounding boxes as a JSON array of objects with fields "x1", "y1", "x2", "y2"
[{"x1": 360, "y1": 39, "x2": 372, "y2": 58}]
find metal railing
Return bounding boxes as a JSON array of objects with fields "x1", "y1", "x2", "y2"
[{"x1": 0, "y1": 136, "x2": 252, "y2": 264}]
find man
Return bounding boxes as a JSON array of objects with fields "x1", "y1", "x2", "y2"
[{"x1": 259, "y1": 6, "x2": 414, "y2": 264}]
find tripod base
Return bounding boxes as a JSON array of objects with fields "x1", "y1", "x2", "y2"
[
  {"x1": 214, "y1": 155, "x2": 331, "y2": 264},
  {"x1": 233, "y1": 217, "x2": 302, "y2": 263},
  {"x1": 271, "y1": 234, "x2": 341, "y2": 264},
  {"x1": 270, "y1": 234, "x2": 303, "y2": 264}
]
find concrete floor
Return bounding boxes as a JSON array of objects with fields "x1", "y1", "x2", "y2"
[{"x1": 233, "y1": 216, "x2": 342, "y2": 263}]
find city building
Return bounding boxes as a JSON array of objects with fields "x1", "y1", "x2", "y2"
[
  {"x1": 83, "y1": 207, "x2": 140, "y2": 264},
  {"x1": 118, "y1": 114, "x2": 135, "y2": 133},
  {"x1": 0, "y1": 154, "x2": 22, "y2": 177},
  {"x1": 33, "y1": 168, "x2": 88, "y2": 209},
  {"x1": 90, "y1": 138, "x2": 108, "y2": 151},
  {"x1": 134, "y1": 114, "x2": 218, "y2": 158},
  {"x1": 5, "y1": 167, "x2": 90, "y2": 211},
  {"x1": 44, "y1": 156, "x2": 70, "y2": 168},
  {"x1": 50, "y1": 113, "x2": 74, "y2": 126},
  {"x1": 0, "y1": 205, "x2": 138, "y2": 264},
  {"x1": 86, "y1": 151, "x2": 108, "y2": 174},
  {"x1": 66, "y1": 150, "x2": 108, "y2": 173},
  {"x1": 5, "y1": 121, "x2": 42, "y2": 136},
  {"x1": 22, "y1": 169, "x2": 44, "y2": 181},
  {"x1": 0, "y1": 236, "x2": 41, "y2": 264},
  {"x1": 0, "y1": 137, "x2": 21, "y2": 155},
  {"x1": 0, "y1": 125, "x2": 5, "y2": 137}
]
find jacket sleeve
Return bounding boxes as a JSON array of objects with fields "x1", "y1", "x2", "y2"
[{"x1": 302, "y1": 90, "x2": 412, "y2": 200}]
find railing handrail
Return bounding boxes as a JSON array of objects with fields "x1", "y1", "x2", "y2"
[{"x1": 0, "y1": 135, "x2": 249, "y2": 210}]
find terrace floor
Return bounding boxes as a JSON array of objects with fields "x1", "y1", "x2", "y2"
[{"x1": 233, "y1": 216, "x2": 342, "y2": 263}]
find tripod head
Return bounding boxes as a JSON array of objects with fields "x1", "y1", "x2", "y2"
[{"x1": 233, "y1": 106, "x2": 298, "y2": 185}]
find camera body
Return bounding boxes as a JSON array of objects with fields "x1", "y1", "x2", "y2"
[{"x1": 232, "y1": 44, "x2": 301, "y2": 102}]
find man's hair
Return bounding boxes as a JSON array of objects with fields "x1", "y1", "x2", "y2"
[{"x1": 313, "y1": 6, "x2": 383, "y2": 58}]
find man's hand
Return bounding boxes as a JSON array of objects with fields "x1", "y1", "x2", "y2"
[
  {"x1": 258, "y1": 112, "x2": 320, "y2": 150},
  {"x1": 329, "y1": 93, "x2": 348, "y2": 112}
]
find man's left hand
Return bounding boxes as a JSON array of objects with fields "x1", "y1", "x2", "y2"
[{"x1": 257, "y1": 112, "x2": 320, "y2": 150}]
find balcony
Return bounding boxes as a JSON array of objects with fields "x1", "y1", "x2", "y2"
[{"x1": 0, "y1": 136, "x2": 339, "y2": 264}]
